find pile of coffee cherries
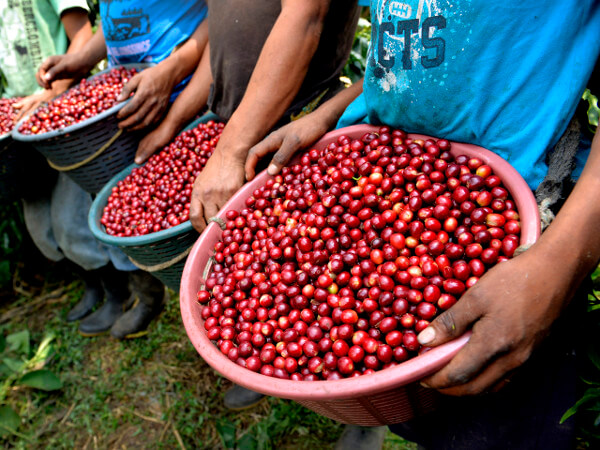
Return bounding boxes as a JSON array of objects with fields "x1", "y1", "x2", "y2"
[
  {"x1": 197, "y1": 127, "x2": 522, "y2": 381},
  {"x1": 18, "y1": 67, "x2": 137, "y2": 135},
  {"x1": 0, "y1": 97, "x2": 22, "y2": 137},
  {"x1": 101, "y1": 120, "x2": 224, "y2": 236}
]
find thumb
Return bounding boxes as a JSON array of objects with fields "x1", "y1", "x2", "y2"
[
  {"x1": 417, "y1": 294, "x2": 482, "y2": 347},
  {"x1": 118, "y1": 74, "x2": 141, "y2": 102}
]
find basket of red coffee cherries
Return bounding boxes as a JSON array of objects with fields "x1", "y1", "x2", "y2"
[
  {"x1": 88, "y1": 114, "x2": 225, "y2": 290},
  {"x1": 180, "y1": 124, "x2": 541, "y2": 426},
  {"x1": 12, "y1": 64, "x2": 152, "y2": 193}
]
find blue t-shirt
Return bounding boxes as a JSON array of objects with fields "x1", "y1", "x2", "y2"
[
  {"x1": 339, "y1": 1, "x2": 600, "y2": 190},
  {"x1": 100, "y1": 0, "x2": 207, "y2": 65}
]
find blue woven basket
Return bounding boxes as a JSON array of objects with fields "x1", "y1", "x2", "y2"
[
  {"x1": 12, "y1": 63, "x2": 153, "y2": 194},
  {"x1": 88, "y1": 112, "x2": 222, "y2": 290}
]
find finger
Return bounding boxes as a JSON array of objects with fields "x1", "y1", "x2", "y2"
[
  {"x1": 135, "y1": 139, "x2": 158, "y2": 165},
  {"x1": 203, "y1": 201, "x2": 221, "y2": 226},
  {"x1": 267, "y1": 134, "x2": 305, "y2": 176},
  {"x1": 117, "y1": 74, "x2": 141, "y2": 102},
  {"x1": 245, "y1": 133, "x2": 283, "y2": 180},
  {"x1": 190, "y1": 189, "x2": 207, "y2": 233},
  {"x1": 128, "y1": 102, "x2": 165, "y2": 131},
  {"x1": 42, "y1": 59, "x2": 67, "y2": 88},
  {"x1": 428, "y1": 348, "x2": 526, "y2": 396},
  {"x1": 118, "y1": 98, "x2": 154, "y2": 130}
]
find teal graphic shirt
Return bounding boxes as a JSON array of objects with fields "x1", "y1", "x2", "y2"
[
  {"x1": 339, "y1": 1, "x2": 600, "y2": 189},
  {"x1": 100, "y1": 0, "x2": 207, "y2": 65}
]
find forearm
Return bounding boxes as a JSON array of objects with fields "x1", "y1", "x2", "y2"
[
  {"x1": 50, "y1": 9, "x2": 93, "y2": 95},
  {"x1": 156, "y1": 20, "x2": 209, "y2": 91},
  {"x1": 309, "y1": 79, "x2": 363, "y2": 130},
  {"x1": 221, "y1": 0, "x2": 330, "y2": 158},
  {"x1": 75, "y1": 25, "x2": 107, "y2": 71},
  {"x1": 158, "y1": 43, "x2": 212, "y2": 134}
]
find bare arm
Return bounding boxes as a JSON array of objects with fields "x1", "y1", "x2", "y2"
[
  {"x1": 245, "y1": 79, "x2": 363, "y2": 179},
  {"x1": 419, "y1": 129, "x2": 600, "y2": 395},
  {"x1": 36, "y1": 23, "x2": 106, "y2": 89},
  {"x1": 135, "y1": 43, "x2": 213, "y2": 164},
  {"x1": 116, "y1": 19, "x2": 209, "y2": 130},
  {"x1": 16, "y1": 8, "x2": 92, "y2": 119},
  {"x1": 190, "y1": 0, "x2": 332, "y2": 231}
]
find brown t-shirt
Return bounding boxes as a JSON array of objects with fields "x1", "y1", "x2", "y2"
[{"x1": 207, "y1": 0, "x2": 360, "y2": 121}]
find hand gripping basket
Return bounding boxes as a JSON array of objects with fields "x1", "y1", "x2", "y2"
[
  {"x1": 179, "y1": 124, "x2": 541, "y2": 426},
  {"x1": 88, "y1": 113, "x2": 222, "y2": 291},
  {"x1": 12, "y1": 63, "x2": 153, "y2": 194}
]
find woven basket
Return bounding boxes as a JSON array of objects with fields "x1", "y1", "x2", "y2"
[
  {"x1": 88, "y1": 112, "x2": 222, "y2": 290},
  {"x1": 12, "y1": 63, "x2": 153, "y2": 194},
  {"x1": 180, "y1": 125, "x2": 541, "y2": 426}
]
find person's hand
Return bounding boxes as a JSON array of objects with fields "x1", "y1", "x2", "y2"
[
  {"x1": 36, "y1": 53, "x2": 91, "y2": 89},
  {"x1": 417, "y1": 243, "x2": 574, "y2": 396},
  {"x1": 13, "y1": 90, "x2": 56, "y2": 121},
  {"x1": 135, "y1": 120, "x2": 178, "y2": 164},
  {"x1": 116, "y1": 65, "x2": 176, "y2": 131},
  {"x1": 245, "y1": 114, "x2": 329, "y2": 180},
  {"x1": 190, "y1": 149, "x2": 246, "y2": 232}
]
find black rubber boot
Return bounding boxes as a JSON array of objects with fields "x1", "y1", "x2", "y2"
[
  {"x1": 78, "y1": 265, "x2": 130, "y2": 337},
  {"x1": 334, "y1": 425, "x2": 387, "y2": 450},
  {"x1": 110, "y1": 271, "x2": 165, "y2": 339},
  {"x1": 66, "y1": 268, "x2": 104, "y2": 322},
  {"x1": 223, "y1": 385, "x2": 265, "y2": 410}
]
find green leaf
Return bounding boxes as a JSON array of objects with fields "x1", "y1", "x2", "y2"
[
  {"x1": 0, "y1": 334, "x2": 5, "y2": 353},
  {"x1": 583, "y1": 89, "x2": 599, "y2": 131},
  {"x1": 19, "y1": 370, "x2": 63, "y2": 391},
  {"x1": 561, "y1": 388, "x2": 600, "y2": 423},
  {"x1": 2, "y1": 357, "x2": 24, "y2": 374},
  {"x1": 0, "y1": 405, "x2": 20, "y2": 437},
  {"x1": 216, "y1": 418, "x2": 236, "y2": 449},
  {"x1": 6, "y1": 330, "x2": 30, "y2": 356}
]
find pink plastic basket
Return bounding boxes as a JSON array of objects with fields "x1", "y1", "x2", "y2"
[{"x1": 180, "y1": 125, "x2": 541, "y2": 426}]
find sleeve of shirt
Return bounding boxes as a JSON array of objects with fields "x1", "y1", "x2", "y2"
[
  {"x1": 51, "y1": 0, "x2": 90, "y2": 16},
  {"x1": 357, "y1": 0, "x2": 370, "y2": 7}
]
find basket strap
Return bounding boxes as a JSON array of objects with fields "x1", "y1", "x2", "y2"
[
  {"x1": 200, "y1": 256, "x2": 216, "y2": 290},
  {"x1": 47, "y1": 128, "x2": 123, "y2": 172},
  {"x1": 207, "y1": 216, "x2": 226, "y2": 230},
  {"x1": 128, "y1": 245, "x2": 193, "y2": 273}
]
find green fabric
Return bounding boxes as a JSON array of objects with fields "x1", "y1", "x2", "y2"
[{"x1": 0, "y1": 0, "x2": 89, "y2": 98}]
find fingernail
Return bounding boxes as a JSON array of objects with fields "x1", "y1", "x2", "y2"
[
  {"x1": 134, "y1": 158, "x2": 141, "y2": 164},
  {"x1": 420, "y1": 381, "x2": 431, "y2": 388},
  {"x1": 418, "y1": 327, "x2": 436, "y2": 345},
  {"x1": 267, "y1": 164, "x2": 278, "y2": 175}
]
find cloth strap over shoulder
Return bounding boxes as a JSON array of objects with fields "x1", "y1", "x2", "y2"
[{"x1": 534, "y1": 116, "x2": 582, "y2": 231}]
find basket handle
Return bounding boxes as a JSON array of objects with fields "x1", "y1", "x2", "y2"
[
  {"x1": 128, "y1": 244, "x2": 193, "y2": 273},
  {"x1": 47, "y1": 128, "x2": 123, "y2": 171},
  {"x1": 127, "y1": 217, "x2": 226, "y2": 273}
]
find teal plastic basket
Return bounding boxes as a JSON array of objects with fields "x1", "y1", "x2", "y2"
[{"x1": 88, "y1": 112, "x2": 222, "y2": 290}]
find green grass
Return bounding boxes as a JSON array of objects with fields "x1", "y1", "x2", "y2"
[{"x1": 0, "y1": 264, "x2": 417, "y2": 449}]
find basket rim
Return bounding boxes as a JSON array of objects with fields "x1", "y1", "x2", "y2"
[
  {"x1": 180, "y1": 124, "x2": 542, "y2": 401},
  {"x1": 88, "y1": 112, "x2": 222, "y2": 247},
  {"x1": 11, "y1": 62, "x2": 154, "y2": 142}
]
